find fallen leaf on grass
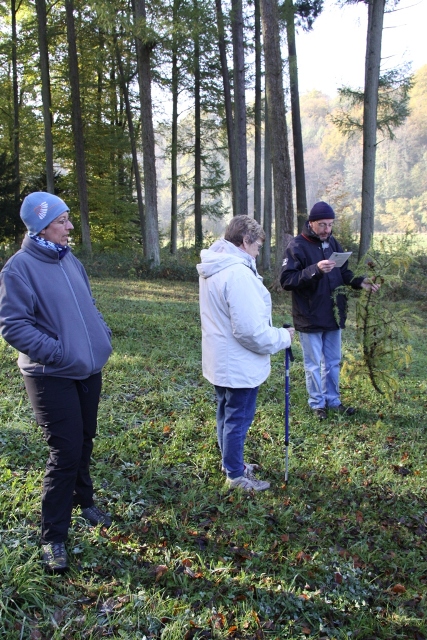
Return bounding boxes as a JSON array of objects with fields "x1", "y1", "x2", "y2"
[
  {"x1": 295, "y1": 551, "x2": 312, "y2": 563},
  {"x1": 155, "y1": 565, "x2": 168, "y2": 581},
  {"x1": 302, "y1": 626, "x2": 311, "y2": 635},
  {"x1": 52, "y1": 609, "x2": 66, "y2": 624},
  {"x1": 334, "y1": 572, "x2": 343, "y2": 584},
  {"x1": 210, "y1": 612, "x2": 225, "y2": 629},
  {"x1": 391, "y1": 583, "x2": 406, "y2": 594},
  {"x1": 392, "y1": 465, "x2": 411, "y2": 476}
]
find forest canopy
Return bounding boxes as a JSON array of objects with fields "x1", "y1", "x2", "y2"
[{"x1": 0, "y1": 0, "x2": 425, "y2": 253}]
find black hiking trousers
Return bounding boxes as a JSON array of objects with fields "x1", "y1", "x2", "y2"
[{"x1": 24, "y1": 372, "x2": 102, "y2": 544}]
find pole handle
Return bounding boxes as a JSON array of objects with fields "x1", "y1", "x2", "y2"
[{"x1": 283, "y1": 323, "x2": 294, "y2": 361}]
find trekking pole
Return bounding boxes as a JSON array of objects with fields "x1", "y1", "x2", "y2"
[{"x1": 283, "y1": 324, "x2": 294, "y2": 483}]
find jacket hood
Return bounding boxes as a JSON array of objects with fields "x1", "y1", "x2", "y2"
[{"x1": 197, "y1": 238, "x2": 258, "y2": 279}]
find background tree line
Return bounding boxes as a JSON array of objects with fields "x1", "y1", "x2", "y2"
[{"x1": 0, "y1": 0, "x2": 423, "y2": 270}]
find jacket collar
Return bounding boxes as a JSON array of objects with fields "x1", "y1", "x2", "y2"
[{"x1": 302, "y1": 220, "x2": 334, "y2": 245}]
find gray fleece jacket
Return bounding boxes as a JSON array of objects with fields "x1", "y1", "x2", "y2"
[{"x1": 0, "y1": 235, "x2": 112, "y2": 379}]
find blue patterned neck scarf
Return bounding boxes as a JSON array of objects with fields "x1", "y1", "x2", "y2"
[{"x1": 29, "y1": 233, "x2": 71, "y2": 260}]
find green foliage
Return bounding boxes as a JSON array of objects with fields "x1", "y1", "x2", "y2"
[
  {"x1": 342, "y1": 235, "x2": 415, "y2": 397},
  {"x1": 332, "y1": 65, "x2": 413, "y2": 139},
  {"x1": 78, "y1": 246, "x2": 201, "y2": 281}
]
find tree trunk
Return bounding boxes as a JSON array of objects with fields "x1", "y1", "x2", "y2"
[
  {"x1": 358, "y1": 0, "x2": 385, "y2": 261},
  {"x1": 253, "y1": 0, "x2": 262, "y2": 223},
  {"x1": 262, "y1": 91, "x2": 272, "y2": 271},
  {"x1": 35, "y1": 0, "x2": 54, "y2": 194},
  {"x1": 65, "y1": 0, "x2": 92, "y2": 254},
  {"x1": 285, "y1": 0, "x2": 307, "y2": 233},
  {"x1": 231, "y1": 0, "x2": 248, "y2": 216},
  {"x1": 260, "y1": 0, "x2": 294, "y2": 281},
  {"x1": 194, "y1": 0, "x2": 203, "y2": 247},
  {"x1": 215, "y1": 0, "x2": 237, "y2": 216},
  {"x1": 115, "y1": 39, "x2": 146, "y2": 250},
  {"x1": 170, "y1": 0, "x2": 180, "y2": 254},
  {"x1": 11, "y1": 0, "x2": 20, "y2": 242},
  {"x1": 134, "y1": 0, "x2": 160, "y2": 266}
]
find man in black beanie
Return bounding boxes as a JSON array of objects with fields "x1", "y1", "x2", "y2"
[{"x1": 280, "y1": 201, "x2": 379, "y2": 420}]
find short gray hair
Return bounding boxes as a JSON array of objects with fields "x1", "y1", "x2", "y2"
[{"x1": 224, "y1": 215, "x2": 265, "y2": 246}]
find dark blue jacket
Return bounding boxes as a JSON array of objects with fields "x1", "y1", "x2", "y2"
[
  {"x1": 280, "y1": 223, "x2": 364, "y2": 332},
  {"x1": 0, "y1": 235, "x2": 112, "y2": 379}
]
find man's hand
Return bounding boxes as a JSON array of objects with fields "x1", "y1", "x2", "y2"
[
  {"x1": 317, "y1": 259, "x2": 336, "y2": 273},
  {"x1": 361, "y1": 278, "x2": 380, "y2": 293}
]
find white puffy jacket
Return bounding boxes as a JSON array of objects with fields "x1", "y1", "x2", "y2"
[{"x1": 197, "y1": 239, "x2": 291, "y2": 388}]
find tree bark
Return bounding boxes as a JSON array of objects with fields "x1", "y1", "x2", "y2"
[
  {"x1": 358, "y1": 0, "x2": 385, "y2": 260},
  {"x1": 285, "y1": 0, "x2": 307, "y2": 233},
  {"x1": 231, "y1": 0, "x2": 248, "y2": 216},
  {"x1": 262, "y1": 91, "x2": 272, "y2": 271},
  {"x1": 35, "y1": 0, "x2": 54, "y2": 194},
  {"x1": 254, "y1": 0, "x2": 262, "y2": 224},
  {"x1": 134, "y1": 0, "x2": 160, "y2": 266},
  {"x1": 65, "y1": 0, "x2": 92, "y2": 254},
  {"x1": 193, "y1": 0, "x2": 202, "y2": 247},
  {"x1": 115, "y1": 38, "x2": 146, "y2": 250},
  {"x1": 260, "y1": 0, "x2": 294, "y2": 280},
  {"x1": 170, "y1": 0, "x2": 180, "y2": 254},
  {"x1": 215, "y1": 0, "x2": 237, "y2": 216},
  {"x1": 11, "y1": 0, "x2": 20, "y2": 242}
]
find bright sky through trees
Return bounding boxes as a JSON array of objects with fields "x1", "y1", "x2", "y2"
[{"x1": 296, "y1": 0, "x2": 427, "y2": 96}]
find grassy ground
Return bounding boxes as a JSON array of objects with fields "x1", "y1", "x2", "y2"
[{"x1": 0, "y1": 278, "x2": 426, "y2": 640}]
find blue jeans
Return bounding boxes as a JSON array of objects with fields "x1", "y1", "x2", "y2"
[
  {"x1": 298, "y1": 330, "x2": 341, "y2": 409},
  {"x1": 214, "y1": 386, "x2": 259, "y2": 479}
]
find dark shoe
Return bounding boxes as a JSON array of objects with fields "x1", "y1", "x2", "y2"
[
  {"x1": 313, "y1": 408, "x2": 327, "y2": 420},
  {"x1": 333, "y1": 404, "x2": 356, "y2": 416},
  {"x1": 42, "y1": 542, "x2": 69, "y2": 573},
  {"x1": 81, "y1": 505, "x2": 112, "y2": 528}
]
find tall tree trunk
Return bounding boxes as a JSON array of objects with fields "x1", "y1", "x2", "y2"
[
  {"x1": 358, "y1": 0, "x2": 385, "y2": 260},
  {"x1": 65, "y1": 0, "x2": 92, "y2": 254},
  {"x1": 170, "y1": 0, "x2": 180, "y2": 254},
  {"x1": 260, "y1": 0, "x2": 294, "y2": 281},
  {"x1": 262, "y1": 91, "x2": 272, "y2": 271},
  {"x1": 11, "y1": 0, "x2": 20, "y2": 241},
  {"x1": 253, "y1": 0, "x2": 262, "y2": 223},
  {"x1": 231, "y1": 0, "x2": 247, "y2": 216},
  {"x1": 193, "y1": 0, "x2": 203, "y2": 247},
  {"x1": 215, "y1": 0, "x2": 237, "y2": 216},
  {"x1": 115, "y1": 38, "x2": 146, "y2": 249},
  {"x1": 134, "y1": 0, "x2": 160, "y2": 266},
  {"x1": 35, "y1": 0, "x2": 54, "y2": 194},
  {"x1": 285, "y1": 0, "x2": 307, "y2": 233}
]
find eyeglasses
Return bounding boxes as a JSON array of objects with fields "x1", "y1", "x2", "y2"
[
  {"x1": 315, "y1": 222, "x2": 334, "y2": 229},
  {"x1": 52, "y1": 217, "x2": 73, "y2": 226},
  {"x1": 255, "y1": 241, "x2": 263, "y2": 248}
]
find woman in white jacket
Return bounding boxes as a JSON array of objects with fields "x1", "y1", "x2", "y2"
[{"x1": 197, "y1": 216, "x2": 294, "y2": 491}]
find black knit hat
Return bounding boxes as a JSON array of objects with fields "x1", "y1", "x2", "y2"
[{"x1": 309, "y1": 201, "x2": 335, "y2": 221}]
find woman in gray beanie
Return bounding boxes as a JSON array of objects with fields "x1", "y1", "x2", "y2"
[{"x1": 0, "y1": 192, "x2": 113, "y2": 572}]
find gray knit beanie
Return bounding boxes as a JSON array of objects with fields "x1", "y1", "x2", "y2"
[{"x1": 20, "y1": 192, "x2": 69, "y2": 235}]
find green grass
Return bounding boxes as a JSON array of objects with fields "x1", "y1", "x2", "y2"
[{"x1": 0, "y1": 278, "x2": 426, "y2": 639}]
